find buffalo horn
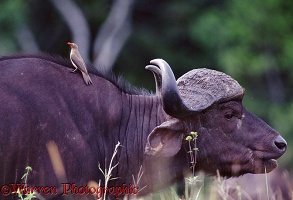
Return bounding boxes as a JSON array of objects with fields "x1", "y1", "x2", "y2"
[
  {"x1": 146, "y1": 59, "x2": 195, "y2": 118},
  {"x1": 145, "y1": 65, "x2": 162, "y2": 95}
]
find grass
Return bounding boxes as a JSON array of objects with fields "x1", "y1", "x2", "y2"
[
  {"x1": 98, "y1": 141, "x2": 121, "y2": 200},
  {"x1": 137, "y1": 173, "x2": 260, "y2": 200},
  {"x1": 185, "y1": 131, "x2": 199, "y2": 177},
  {"x1": 14, "y1": 166, "x2": 36, "y2": 200},
  {"x1": 16, "y1": 140, "x2": 290, "y2": 200},
  {"x1": 15, "y1": 163, "x2": 289, "y2": 200},
  {"x1": 98, "y1": 142, "x2": 121, "y2": 181}
]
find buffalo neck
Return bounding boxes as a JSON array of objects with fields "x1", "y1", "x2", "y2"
[{"x1": 108, "y1": 92, "x2": 167, "y2": 186}]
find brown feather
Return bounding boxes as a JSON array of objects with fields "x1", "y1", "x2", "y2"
[
  {"x1": 70, "y1": 49, "x2": 89, "y2": 75},
  {"x1": 69, "y1": 43, "x2": 92, "y2": 85}
]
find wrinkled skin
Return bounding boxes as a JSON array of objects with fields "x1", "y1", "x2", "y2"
[
  {"x1": 144, "y1": 99, "x2": 286, "y2": 194},
  {"x1": 194, "y1": 100, "x2": 286, "y2": 176},
  {"x1": 0, "y1": 55, "x2": 287, "y2": 200}
]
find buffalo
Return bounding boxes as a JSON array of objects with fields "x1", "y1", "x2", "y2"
[{"x1": 0, "y1": 54, "x2": 287, "y2": 199}]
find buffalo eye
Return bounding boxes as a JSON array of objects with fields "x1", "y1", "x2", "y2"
[
  {"x1": 220, "y1": 102, "x2": 243, "y2": 121},
  {"x1": 224, "y1": 113, "x2": 234, "y2": 120}
]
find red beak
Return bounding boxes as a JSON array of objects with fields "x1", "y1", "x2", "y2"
[{"x1": 67, "y1": 42, "x2": 73, "y2": 46}]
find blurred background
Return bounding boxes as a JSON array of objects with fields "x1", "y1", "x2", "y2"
[{"x1": 0, "y1": 0, "x2": 292, "y2": 172}]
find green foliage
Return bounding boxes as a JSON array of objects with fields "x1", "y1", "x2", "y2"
[
  {"x1": 267, "y1": 103, "x2": 293, "y2": 169},
  {"x1": 190, "y1": 0, "x2": 293, "y2": 81},
  {"x1": 186, "y1": 131, "x2": 199, "y2": 176},
  {"x1": 0, "y1": 1, "x2": 27, "y2": 53},
  {"x1": 185, "y1": 135, "x2": 193, "y2": 141},
  {"x1": 14, "y1": 166, "x2": 36, "y2": 200},
  {"x1": 0, "y1": 0, "x2": 26, "y2": 29}
]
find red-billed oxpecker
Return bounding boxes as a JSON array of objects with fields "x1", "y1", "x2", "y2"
[{"x1": 67, "y1": 42, "x2": 92, "y2": 85}]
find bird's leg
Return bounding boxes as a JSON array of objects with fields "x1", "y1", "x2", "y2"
[{"x1": 70, "y1": 68, "x2": 78, "y2": 73}]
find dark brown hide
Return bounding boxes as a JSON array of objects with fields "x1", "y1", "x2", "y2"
[{"x1": 0, "y1": 55, "x2": 286, "y2": 200}]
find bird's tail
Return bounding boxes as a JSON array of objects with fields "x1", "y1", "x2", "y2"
[{"x1": 82, "y1": 72, "x2": 93, "y2": 85}]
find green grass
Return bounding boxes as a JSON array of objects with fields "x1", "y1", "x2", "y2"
[{"x1": 14, "y1": 166, "x2": 37, "y2": 200}]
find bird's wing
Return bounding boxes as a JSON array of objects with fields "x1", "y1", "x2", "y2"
[{"x1": 71, "y1": 52, "x2": 89, "y2": 74}]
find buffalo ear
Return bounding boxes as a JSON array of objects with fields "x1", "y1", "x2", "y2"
[{"x1": 145, "y1": 119, "x2": 185, "y2": 157}]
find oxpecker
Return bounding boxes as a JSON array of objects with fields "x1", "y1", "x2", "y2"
[{"x1": 68, "y1": 42, "x2": 92, "y2": 85}]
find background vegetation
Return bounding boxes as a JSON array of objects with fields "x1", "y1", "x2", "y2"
[{"x1": 1, "y1": 0, "x2": 292, "y2": 173}]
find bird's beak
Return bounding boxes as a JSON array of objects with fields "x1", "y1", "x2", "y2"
[{"x1": 67, "y1": 42, "x2": 73, "y2": 47}]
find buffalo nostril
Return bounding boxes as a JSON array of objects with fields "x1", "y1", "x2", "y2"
[{"x1": 274, "y1": 135, "x2": 287, "y2": 151}]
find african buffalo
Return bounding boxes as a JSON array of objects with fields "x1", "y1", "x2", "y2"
[{"x1": 0, "y1": 54, "x2": 287, "y2": 199}]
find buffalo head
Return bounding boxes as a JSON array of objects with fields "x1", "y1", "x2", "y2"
[{"x1": 145, "y1": 59, "x2": 286, "y2": 177}]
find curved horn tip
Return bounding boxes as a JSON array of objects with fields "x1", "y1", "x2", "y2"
[
  {"x1": 145, "y1": 64, "x2": 161, "y2": 72},
  {"x1": 150, "y1": 58, "x2": 167, "y2": 65},
  {"x1": 145, "y1": 65, "x2": 156, "y2": 70}
]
